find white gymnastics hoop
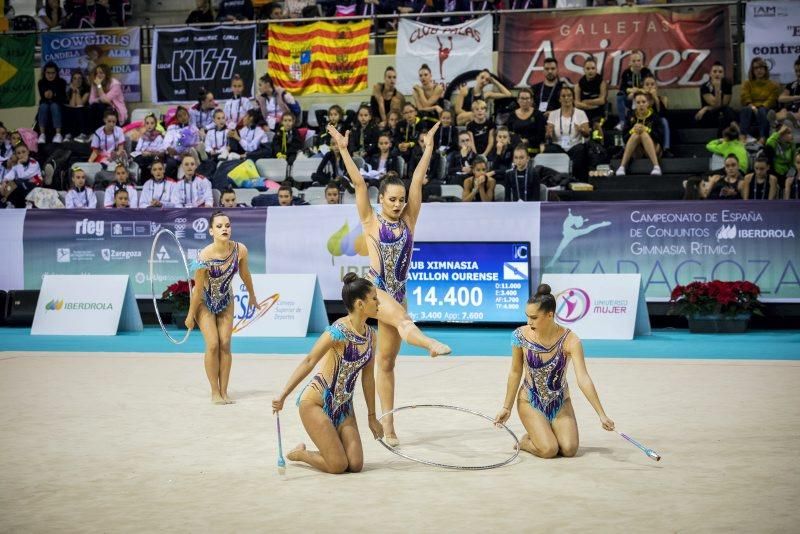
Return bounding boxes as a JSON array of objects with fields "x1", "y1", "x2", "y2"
[
  {"x1": 377, "y1": 404, "x2": 520, "y2": 470},
  {"x1": 150, "y1": 228, "x2": 192, "y2": 345}
]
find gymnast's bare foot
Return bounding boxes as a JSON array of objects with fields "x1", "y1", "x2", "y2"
[
  {"x1": 211, "y1": 393, "x2": 226, "y2": 405},
  {"x1": 518, "y1": 433, "x2": 535, "y2": 454},
  {"x1": 428, "y1": 341, "x2": 451, "y2": 358},
  {"x1": 221, "y1": 393, "x2": 235, "y2": 404},
  {"x1": 287, "y1": 443, "x2": 306, "y2": 461}
]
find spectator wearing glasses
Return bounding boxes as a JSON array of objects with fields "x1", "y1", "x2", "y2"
[
  {"x1": 740, "y1": 57, "x2": 781, "y2": 145},
  {"x1": 507, "y1": 88, "x2": 546, "y2": 156}
]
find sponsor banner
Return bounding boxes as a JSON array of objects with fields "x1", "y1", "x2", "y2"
[
  {"x1": 396, "y1": 15, "x2": 493, "y2": 94},
  {"x1": 268, "y1": 20, "x2": 370, "y2": 95},
  {"x1": 498, "y1": 7, "x2": 730, "y2": 88},
  {"x1": 42, "y1": 28, "x2": 142, "y2": 102},
  {"x1": 22, "y1": 209, "x2": 267, "y2": 298},
  {"x1": 541, "y1": 274, "x2": 646, "y2": 340},
  {"x1": 32, "y1": 275, "x2": 142, "y2": 335},
  {"x1": 231, "y1": 274, "x2": 328, "y2": 337},
  {"x1": 744, "y1": 0, "x2": 800, "y2": 84},
  {"x1": 265, "y1": 203, "x2": 541, "y2": 301},
  {"x1": 152, "y1": 25, "x2": 256, "y2": 103},
  {"x1": 0, "y1": 34, "x2": 36, "y2": 107},
  {"x1": 540, "y1": 201, "x2": 800, "y2": 302}
]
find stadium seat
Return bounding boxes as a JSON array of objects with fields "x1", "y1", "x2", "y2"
[
  {"x1": 494, "y1": 183, "x2": 505, "y2": 201},
  {"x1": 302, "y1": 186, "x2": 328, "y2": 205},
  {"x1": 289, "y1": 158, "x2": 319, "y2": 183},
  {"x1": 534, "y1": 153, "x2": 571, "y2": 175},
  {"x1": 255, "y1": 158, "x2": 288, "y2": 182},
  {"x1": 94, "y1": 190, "x2": 105, "y2": 208},
  {"x1": 440, "y1": 184, "x2": 463, "y2": 199},
  {"x1": 232, "y1": 188, "x2": 260, "y2": 206},
  {"x1": 212, "y1": 188, "x2": 221, "y2": 207}
]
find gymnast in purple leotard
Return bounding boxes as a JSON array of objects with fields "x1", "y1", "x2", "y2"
[{"x1": 327, "y1": 123, "x2": 451, "y2": 447}]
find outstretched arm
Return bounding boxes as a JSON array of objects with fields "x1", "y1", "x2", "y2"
[
  {"x1": 568, "y1": 334, "x2": 614, "y2": 431},
  {"x1": 406, "y1": 122, "x2": 441, "y2": 226},
  {"x1": 494, "y1": 346, "x2": 524, "y2": 425},
  {"x1": 327, "y1": 125, "x2": 373, "y2": 224},
  {"x1": 271, "y1": 333, "x2": 334, "y2": 413}
]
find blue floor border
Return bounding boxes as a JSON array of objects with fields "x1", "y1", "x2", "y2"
[{"x1": 1, "y1": 327, "x2": 798, "y2": 360}]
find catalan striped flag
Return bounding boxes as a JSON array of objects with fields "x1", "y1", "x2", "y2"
[{"x1": 268, "y1": 20, "x2": 370, "y2": 95}]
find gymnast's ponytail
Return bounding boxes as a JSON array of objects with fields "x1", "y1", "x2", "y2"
[
  {"x1": 342, "y1": 273, "x2": 374, "y2": 312},
  {"x1": 528, "y1": 283, "x2": 556, "y2": 313}
]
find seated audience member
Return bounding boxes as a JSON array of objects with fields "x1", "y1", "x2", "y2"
[
  {"x1": 38, "y1": 0, "x2": 67, "y2": 29},
  {"x1": 186, "y1": 0, "x2": 214, "y2": 23},
  {"x1": 89, "y1": 108, "x2": 126, "y2": 167},
  {"x1": 776, "y1": 57, "x2": 800, "y2": 126},
  {"x1": 743, "y1": 157, "x2": 778, "y2": 200},
  {"x1": 201, "y1": 109, "x2": 230, "y2": 176},
  {"x1": 739, "y1": 57, "x2": 781, "y2": 144},
  {"x1": 706, "y1": 125, "x2": 749, "y2": 172},
  {"x1": 272, "y1": 113, "x2": 303, "y2": 165},
  {"x1": 489, "y1": 126, "x2": 514, "y2": 174},
  {"x1": 348, "y1": 105, "x2": 379, "y2": 158},
  {"x1": 277, "y1": 184, "x2": 294, "y2": 206},
  {"x1": 223, "y1": 74, "x2": 255, "y2": 130},
  {"x1": 447, "y1": 131, "x2": 477, "y2": 184},
  {"x1": 461, "y1": 155, "x2": 495, "y2": 202},
  {"x1": 412, "y1": 64, "x2": 445, "y2": 122},
  {"x1": 0, "y1": 177, "x2": 36, "y2": 208},
  {"x1": 324, "y1": 182, "x2": 340, "y2": 204},
  {"x1": 163, "y1": 106, "x2": 201, "y2": 178},
  {"x1": 217, "y1": 0, "x2": 254, "y2": 21},
  {"x1": 3, "y1": 143, "x2": 43, "y2": 185},
  {"x1": 88, "y1": 64, "x2": 127, "y2": 130},
  {"x1": 615, "y1": 92, "x2": 663, "y2": 176},
  {"x1": 766, "y1": 124, "x2": 797, "y2": 178},
  {"x1": 695, "y1": 62, "x2": 736, "y2": 134},
  {"x1": 65, "y1": 0, "x2": 112, "y2": 29},
  {"x1": 112, "y1": 188, "x2": 130, "y2": 208},
  {"x1": 465, "y1": 100, "x2": 495, "y2": 158},
  {"x1": 395, "y1": 103, "x2": 426, "y2": 167},
  {"x1": 219, "y1": 187, "x2": 248, "y2": 208},
  {"x1": 454, "y1": 69, "x2": 512, "y2": 126},
  {"x1": 616, "y1": 49, "x2": 652, "y2": 129},
  {"x1": 104, "y1": 165, "x2": 139, "y2": 208},
  {"x1": 434, "y1": 109, "x2": 458, "y2": 156},
  {"x1": 784, "y1": 152, "x2": 800, "y2": 200},
  {"x1": 507, "y1": 88, "x2": 546, "y2": 156},
  {"x1": 707, "y1": 155, "x2": 745, "y2": 200},
  {"x1": 37, "y1": 61, "x2": 67, "y2": 144},
  {"x1": 531, "y1": 57, "x2": 564, "y2": 117},
  {"x1": 365, "y1": 133, "x2": 400, "y2": 184},
  {"x1": 384, "y1": 110, "x2": 401, "y2": 143},
  {"x1": 139, "y1": 159, "x2": 175, "y2": 208},
  {"x1": 170, "y1": 154, "x2": 213, "y2": 208},
  {"x1": 313, "y1": 143, "x2": 349, "y2": 189},
  {"x1": 65, "y1": 167, "x2": 96, "y2": 208},
  {"x1": 371, "y1": 66, "x2": 406, "y2": 129},
  {"x1": 504, "y1": 144, "x2": 541, "y2": 201},
  {"x1": 310, "y1": 104, "x2": 345, "y2": 157},
  {"x1": 642, "y1": 75, "x2": 672, "y2": 157},
  {"x1": 0, "y1": 123, "x2": 12, "y2": 180},
  {"x1": 228, "y1": 108, "x2": 270, "y2": 161},
  {"x1": 190, "y1": 88, "x2": 218, "y2": 137},
  {"x1": 546, "y1": 86, "x2": 590, "y2": 180},
  {"x1": 575, "y1": 56, "x2": 608, "y2": 126},
  {"x1": 256, "y1": 73, "x2": 299, "y2": 133},
  {"x1": 131, "y1": 113, "x2": 165, "y2": 183},
  {"x1": 682, "y1": 175, "x2": 715, "y2": 200},
  {"x1": 64, "y1": 69, "x2": 91, "y2": 142}
]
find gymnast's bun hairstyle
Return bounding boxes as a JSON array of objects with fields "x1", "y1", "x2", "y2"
[
  {"x1": 209, "y1": 210, "x2": 228, "y2": 226},
  {"x1": 527, "y1": 283, "x2": 556, "y2": 313},
  {"x1": 342, "y1": 273, "x2": 374, "y2": 311}
]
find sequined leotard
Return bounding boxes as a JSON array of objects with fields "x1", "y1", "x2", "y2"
[
  {"x1": 298, "y1": 318, "x2": 374, "y2": 427},
  {"x1": 512, "y1": 326, "x2": 571, "y2": 422},
  {"x1": 192, "y1": 242, "x2": 239, "y2": 314},
  {"x1": 365, "y1": 213, "x2": 413, "y2": 303}
]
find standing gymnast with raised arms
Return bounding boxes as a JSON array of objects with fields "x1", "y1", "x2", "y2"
[
  {"x1": 495, "y1": 284, "x2": 614, "y2": 458},
  {"x1": 186, "y1": 211, "x2": 260, "y2": 404},
  {"x1": 327, "y1": 123, "x2": 451, "y2": 446}
]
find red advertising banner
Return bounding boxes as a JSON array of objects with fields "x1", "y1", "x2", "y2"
[{"x1": 499, "y1": 7, "x2": 730, "y2": 88}]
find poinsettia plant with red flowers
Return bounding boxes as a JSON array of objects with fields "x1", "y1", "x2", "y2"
[
  {"x1": 161, "y1": 280, "x2": 194, "y2": 312},
  {"x1": 669, "y1": 280, "x2": 764, "y2": 317}
]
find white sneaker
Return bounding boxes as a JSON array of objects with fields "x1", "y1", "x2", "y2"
[
  {"x1": 38, "y1": 133, "x2": 46, "y2": 144},
  {"x1": 53, "y1": 133, "x2": 63, "y2": 143},
  {"x1": 64, "y1": 134, "x2": 73, "y2": 142},
  {"x1": 615, "y1": 166, "x2": 626, "y2": 176},
  {"x1": 651, "y1": 165, "x2": 662, "y2": 176}
]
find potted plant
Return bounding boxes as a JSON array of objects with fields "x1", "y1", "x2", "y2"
[
  {"x1": 162, "y1": 280, "x2": 193, "y2": 328},
  {"x1": 669, "y1": 280, "x2": 764, "y2": 333}
]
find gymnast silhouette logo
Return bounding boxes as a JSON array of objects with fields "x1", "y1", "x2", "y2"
[
  {"x1": 437, "y1": 36, "x2": 453, "y2": 81},
  {"x1": 546, "y1": 208, "x2": 612, "y2": 268},
  {"x1": 554, "y1": 288, "x2": 590, "y2": 323}
]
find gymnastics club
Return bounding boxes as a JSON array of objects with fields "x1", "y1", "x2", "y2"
[
  {"x1": 276, "y1": 411, "x2": 287, "y2": 475},
  {"x1": 616, "y1": 431, "x2": 661, "y2": 461}
]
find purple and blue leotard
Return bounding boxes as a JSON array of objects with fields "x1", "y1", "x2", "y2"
[
  {"x1": 365, "y1": 213, "x2": 413, "y2": 304},
  {"x1": 191, "y1": 242, "x2": 239, "y2": 314},
  {"x1": 512, "y1": 326, "x2": 572, "y2": 422}
]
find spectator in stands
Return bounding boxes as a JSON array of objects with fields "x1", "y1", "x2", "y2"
[
  {"x1": 204, "y1": 109, "x2": 230, "y2": 164},
  {"x1": 277, "y1": 184, "x2": 293, "y2": 206},
  {"x1": 170, "y1": 154, "x2": 213, "y2": 208},
  {"x1": 228, "y1": 108, "x2": 270, "y2": 161},
  {"x1": 740, "y1": 57, "x2": 781, "y2": 144},
  {"x1": 112, "y1": 188, "x2": 130, "y2": 208},
  {"x1": 413, "y1": 64, "x2": 445, "y2": 122},
  {"x1": 89, "y1": 108, "x2": 126, "y2": 167},
  {"x1": 395, "y1": 103, "x2": 425, "y2": 170},
  {"x1": 546, "y1": 86, "x2": 590, "y2": 180},
  {"x1": 682, "y1": 175, "x2": 714, "y2": 200},
  {"x1": 615, "y1": 92, "x2": 662, "y2": 176},
  {"x1": 104, "y1": 165, "x2": 138, "y2": 207},
  {"x1": 223, "y1": 74, "x2": 254, "y2": 131},
  {"x1": 507, "y1": 88, "x2": 546, "y2": 156},
  {"x1": 0, "y1": 177, "x2": 36, "y2": 208},
  {"x1": 255, "y1": 73, "x2": 298, "y2": 133},
  {"x1": 695, "y1": 61, "x2": 736, "y2": 135},
  {"x1": 784, "y1": 152, "x2": 800, "y2": 200},
  {"x1": 706, "y1": 125, "x2": 748, "y2": 172},
  {"x1": 163, "y1": 106, "x2": 201, "y2": 177},
  {"x1": 131, "y1": 113, "x2": 165, "y2": 183},
  {"x1": 190, "y1": 88, "x2": 218, "y2": 139},
  {"x1": 366, "y1": 133, "x2": 400, "y2": 184},
  {"x1": 371, "y1": 67, "x2": 406, "y2": 129},
  {"x1": 642, "y1": 75, "x2": 672, "y2": 157},
  {"x1": 65, "y1": 0, "x2": 112, "y2": 28},
  {"x1": 219, "y1": 188, "x2": 246, "y2": 208},
  {"x1": 186, "y1": 0, "x2": 214, "y2": 23},
  {"x1": 312, "y1": 104, "x2": 345, "y2": 157},
  {"x1": 36, "y1": 62, "x2": 66, "y2": 144},
  {"x1": 447, "y1": 130, "x2": 476, "y2": 184},
  {"x1": 312, "y1": 140, "x2": 348, "y2": 189},
  {"x1": 385, "y1": 110, "x2": 400, "y2": 142},
  {"x1": 0, "y1": 124, "x2": 11, "y2": 181},
  {"x1": 504, "y1": 144, "x2": 541, "y2": 202},
  {"x1": 3, "y1": 143, "x2": 42, "y2": 185},
  {"x1": 707, "y1": 155, "x2": 745, "y2": 200},
  {"x1": 616, "y1": 50, "x2": 652, "y2": 130},
  {"x1": 575, "y1": 56, "x2": 608, "y2": 126},
  {"x1": 531, "y1": 57, "x2": 564, "y2": 117},
  {"x1": 461, "y1": 155, "x2": 495, "y2": 202},
  {"x1": 489, "y1": 126, "x2": 514, "y2": 174},
  {"x1": 89, "y1": 64, "x2": 127, "y2": 130},
  {"x1": 743, "y1": 156, "x2": 778, "y2": 200},
  {"x1": 349, "y1": 105, "x2": 379, "y2": 158},
  {"x1": 64, "y1": 69, "x2": 90, "y2": 142},
  {"x1": 454, "y1": 69, "x2": 512, "y2": 126},
  {"x1": 38, "y1": 0, "x2": 66, "y2": 30},
  {"x1": 433, "y1": 109, "x2": 458, "y2": 156},
  {"x1": 766, "y1": 124, "x2": 796, "y2": 178},
  {"x1": 64, "y1": 167, "x2": 96, "y2": 208},
  {"x1": 272, "y1": 113, "x2": 303, "y2": 165},
  {"x1": 325, "y1": 182, "x2": 340, "y2": 204},
  {"x1": 139, "y1": 159, "x2": 175, "y2": 208},
  {"x1": 776, "y1": 57, "x2": 800, "y2": 127},
  {"x1": 466, "y1": 100, "x2": 495, "y2": 158},
  {"x1": 217, "y1": 0, "x2": 254, "y2": 21}
]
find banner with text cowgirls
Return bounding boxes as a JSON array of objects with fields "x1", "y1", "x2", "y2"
[
  {"x1": 744, "y1": 0, "x2": 800, "y2": 84},
  {"x1": 498, "y1": 7, "x2": 730, "y2": 88},
  {"x1": 396, "y1": 15, "x2": 493, "y2": 94},
  {"x1": 42, "y1": 28, "x2": 142, "y2": 102},
  {"x1": 22, "y1": 209, "x2": 267, "y2": 299},
  {"x1": 151, "y1": 25, "x2": 256, "y2": 104},
  {"x1": 540, "y1": 201, "x2": 800, "y2": 302}
]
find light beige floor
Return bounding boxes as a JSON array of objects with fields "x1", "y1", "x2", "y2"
[{"x1": 1, "y1": 353, "x2": 799, "y2": 533}]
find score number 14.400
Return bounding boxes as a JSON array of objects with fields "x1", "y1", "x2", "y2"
[{"x1": 411, "y1": 286, "x2": 484, "y2": 307}]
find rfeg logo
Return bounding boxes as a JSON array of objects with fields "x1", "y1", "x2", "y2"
[{"x1": 554, "y1": 288, "x2": 591, "y2": 323}]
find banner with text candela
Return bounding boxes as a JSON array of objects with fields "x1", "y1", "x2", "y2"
[
  {"x1": 42, "y1": 29, "x2": 142, "y2": 102},
  {"x1": 540, "y1": 201, "x2": 800, "y2": 302}
]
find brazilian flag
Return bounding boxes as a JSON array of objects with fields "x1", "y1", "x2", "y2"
[{"x1": 0, "y1": 34, "x2": 35, "y2": 108}]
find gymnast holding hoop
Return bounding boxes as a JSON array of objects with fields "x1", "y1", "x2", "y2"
[
  {"x1": 494, "y1": 284, "x2": 614, "y2": 458},
  {"x1": 186, "y1": 210, "x2": 260, "y2": 404},
  {"x1": 327, "y1": 123, "x2": 451, "y2": 447}
]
